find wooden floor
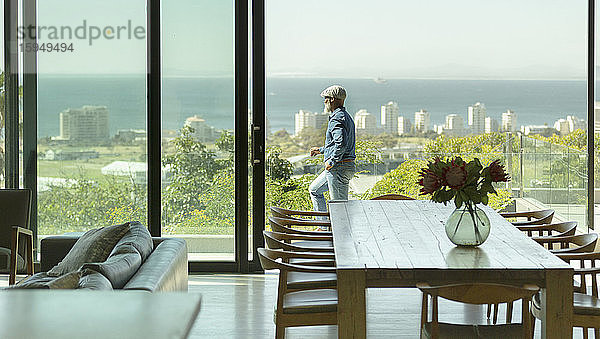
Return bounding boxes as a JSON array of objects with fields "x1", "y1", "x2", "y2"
[
  {"x1": 1, "y1": 273, "x2": 589, "y2": 338},
  {"x1": 187, "y1": 273, "x2": 586, "y2": 339}
]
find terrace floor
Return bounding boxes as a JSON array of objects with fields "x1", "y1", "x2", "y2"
[{"x1": 0, "y1": 273, "x2": 589, "y2": 338}]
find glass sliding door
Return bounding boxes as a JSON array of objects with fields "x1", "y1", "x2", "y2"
[
  {"x1": 36, "y1": 1, "x2": 147, "y2": 245},
  {"x1": 161, "y1": 1, "x2": 236, "y2": 262}
]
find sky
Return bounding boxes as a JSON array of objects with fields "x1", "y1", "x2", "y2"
[{"x1": 0, "y1": 0, "x2": 593, "y2": 79}]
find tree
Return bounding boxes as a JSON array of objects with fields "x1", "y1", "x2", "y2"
[{"x1": 162, "y1": 125, "x2": 226, "y2": 226}]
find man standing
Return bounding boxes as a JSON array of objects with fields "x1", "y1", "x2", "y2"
[{"x1": 309, "y1": 85, "x2": 356, "y2": 218}]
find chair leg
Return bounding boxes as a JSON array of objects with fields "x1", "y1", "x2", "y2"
[
  {"x1": 594, "y1": 328, "x2": 599, "y2": 339},
  {"x1": 487, "y1": 303, "x2": 492, "y2": 319},
  {"x1": 493, "y1": 303, "x2": 499, "y2": 324},
  {"x1": 9, "y1": 228, "x2": 18, "y2": 285},
  {"x1": 275, "y1": 325, "x2": 285, "y2": 339},
  {"x1": 583, "y1": 327, "x2": 588, "y2": 339},
  {"x1": 505, "y1": 301, "x2": 513, "y2": 323},
  {"x1": 26, "y1": 234, "x2": 34, "y2": 276}
]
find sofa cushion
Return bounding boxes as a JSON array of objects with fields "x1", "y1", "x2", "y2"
[
  {"x1": 0, "y1": 247, "x2": 24, "y2": 273},
  {"x1": 78, "y1": 269, "x2": 114, "y2": 290},
  {"x1": 47, "y1": 222, "x2": 131, "y2": 277},
  {"x1": 124, "y1": 238, "x2": 188, "y2": 292},
  {"x1": 112, "y1": 221, "x2": 153, "y2": 261},
  {"x1": 82, "y1": 248, "x2": 142, "y2": 289},
  {"x1": 10, "y1": 271, "x2": 81, "y2": 289}
]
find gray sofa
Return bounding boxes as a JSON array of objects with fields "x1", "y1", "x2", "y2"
[{"x1": 40, "y1": 236, "x2": 188, "y2": 292}]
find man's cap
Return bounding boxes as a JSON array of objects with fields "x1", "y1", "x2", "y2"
[{"x1": 320, "y1": 85, "x2": 347, "y2": 100}]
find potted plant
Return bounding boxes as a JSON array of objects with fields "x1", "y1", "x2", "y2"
[{"x1": 417, "y1": 157, "x2": 510, "y2": 246}]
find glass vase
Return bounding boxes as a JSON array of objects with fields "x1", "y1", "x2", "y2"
[{"x1": 444, "y1": 202, "x2": 490, "y2": 246}]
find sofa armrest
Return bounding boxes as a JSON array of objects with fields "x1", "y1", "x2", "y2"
[
  {"x1": 40, "y1": 235, "x2": 80, "y2": 272},
  {"x1": 124, "y1": 238, "x2": 188, "y2": 292}
]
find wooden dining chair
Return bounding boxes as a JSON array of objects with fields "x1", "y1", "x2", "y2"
[
  {"x1": 418, "y1": 282, "x2": 539, "y2": 339},
  {"x1": 516, "y1": 221, "x2": 577, "y2": 238},
  {"x1": 533, "y1": 233, "x2": 598, "y2": 254},
  {"x1": 0, "y1": 189, "x2": 34, "y2": 285},
  {"x1": 263, "y1": 231, "x2": 334, "y2": 253},
  {"x1": 532, "y1": 252, "x2": 600, "y2": 339},
  {"x1": 258, "y1": 248, "x2": 338, "y2": 339},
  {"x1": 370, "y1": 193, "x2": 415, "y2": 200},
  {"x1": 499, "y1": 209, "x2": 554, "y2": 226}
]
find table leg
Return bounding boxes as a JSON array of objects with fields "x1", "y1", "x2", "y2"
[
  {"x1": 541, "y1": 269, "x2": 573, "y2": 339},
  {"x1": 337, "y1": 269, "x2": 366, "y2": 339}
]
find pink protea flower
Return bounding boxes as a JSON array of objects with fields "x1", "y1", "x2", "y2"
[
  {"x1": 418, "y1": 169, "x2": 443, "y2": 195},
  {"x1": 445, "y1": 162, "x2": 467, "y2": 189},
  {"x1": 489, "y1": 160, "x2": 510, "y2": 182}
]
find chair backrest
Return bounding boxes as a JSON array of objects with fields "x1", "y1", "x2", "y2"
[
  {"x1": 417, "y1": 282, "x2": 539, "y2": 338},
  {"x1": 263, "y1": 231, "x2": 333, "y2": 252},
  {"x1": 268, "y1": 216, "x2": 331, "y2": 235},
  {"x1": 270, "y1": 206, "x2": 329, "y2": 220},
  {"x1": 517, "y1": 221, "x2": 577, "y2": 237},
  {"x1": 417, "y1": 283, "x2": 539, "y2": 305},
  {"x1": 257, "y1": 248, "x2": 336, "y2": 273},
  {"x1": 557, "y1": 252, "x2": 600, "y2": 297},
  {"x1": 370, "y1": 194, "x2": 415, "y2": 200},
  {"x1": 535, "y1": 233, "x2": 599, "y2": 254},
  {"x1": 0, "y1": 189, "x2": 32, "y2": 249},
  {"x1": 507, "y1": 209, "x2": 554, "y2": 226}
]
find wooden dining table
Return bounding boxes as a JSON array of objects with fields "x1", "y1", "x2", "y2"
[{"x1": 329, "y1": 200, "x2": 573, "y2": 339}]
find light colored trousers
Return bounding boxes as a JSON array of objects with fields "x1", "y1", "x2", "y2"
[{"x1": 309, "y1": 162, "x2": 355, "y2": 215}]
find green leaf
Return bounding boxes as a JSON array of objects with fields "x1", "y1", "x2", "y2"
[{"x1": 481, "y1": 195, "x2": 489, "y2": 205}]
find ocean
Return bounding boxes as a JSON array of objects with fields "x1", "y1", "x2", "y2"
[{"x1": 37, "y1": 75, "x2": 588, "y2": 137}]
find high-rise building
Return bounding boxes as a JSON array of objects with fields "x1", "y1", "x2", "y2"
[
  {"x1": 314, "y1": 111, "x2": 329, "y2": 131},
  {"x1": 294, "y1": 110, "x2": 328, "y2": 136},
  {"x1": 381, "y1": 101, "x2": 399, "y2": 135},
  {"x1": 354, "y1": 109, "x2": 376, "y2": 136},
  {"x1": 467, "y1": 102, "x2": 486, "y2": 135},
  {"x1": 184, "y1": 115, "x2": 216, "y2": 142},
  {"x1": 501, "y1": 110, "x2": 517, "y2": 132},
  {"x1": 484, "y1": 117, "x2": 498, "y2": 134},
  {"x1": 553, "y1": 119, "x2": 570, "y2": 136},
  {"x1": 566, "y1": 115, "x2": 585, "y2": 132},
  {"x1": 414, "y1": 109, "x2": 430, "y2": 133},
  {"x1": 294, "y1": 110, "x2": 315, "y2": 136},
  {"x1": 398, "y1": 116, "x2": 412, "y2": 135},
  {"x1": 59, "y1": 105, "x2": 109, "y2": 143},
  {"x1": 444, "y1": 114, "x2": 463, "y2": 136}
]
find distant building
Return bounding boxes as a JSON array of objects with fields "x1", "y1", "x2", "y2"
[
  {"x1": 484, "y1": 117, "x2": 499, "y2": 134},
  {"x1": 468, "y1": 102, "x2": 486, "y2": 135},
  {"x1": 414, "y1": 109, "x2": 430, "y2": 133},
  {"x1": 521, "y1": 125, "x2": 557, "y2": 136},
  {"x1": 314, "y1": 111, "x2": 329, "y2": 131},
  {"x1": 444, "y1": 114, "x2": 464, "y2": 136},
  {"x1": 58, "y1": 105, "x2": 109, "y2": 143},
  {"x1": 501, "y1": 110, "x2": 517, "y2": 132},
  {"x1": 294, "y1": 110, "x2": 328, "y2": 136},
  {"x1": 381, "y1": 101, "x2": 399, "y2": 135},
  {"x1": 566, "y1": 115, "x2": 585, "y2": 132},
  {"x1": 43, "y1": 149, "x2": 99, "y2": 161},
  {"x1": 184, "y1": 115, "x2": 216, "y2": 142},
  {"x1": 294, "y1": 110, "x2": 314, "y2": 136},
  {"x1": 553, "y1": 119, "x2": 570, "y2": 136},
  {"x1": 114, "y1": 129, "x2": 146, "y2": 143},
  {"x1": 595, "y1": 102, "x2": 600, "y2": 133},
  {"x1": 101, "y1": 161, "x2": 171, "y2": 184},
  {"x1": 397, "y1": 116, "x2": 412, "y2": 135},
  {"x1": 354, "y1": 109, "x2": 377, "y2": 136}
]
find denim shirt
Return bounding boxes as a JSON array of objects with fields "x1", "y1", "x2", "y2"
[{"x1": 318, "y1": 107, "x2": 356, "y2": 167}]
